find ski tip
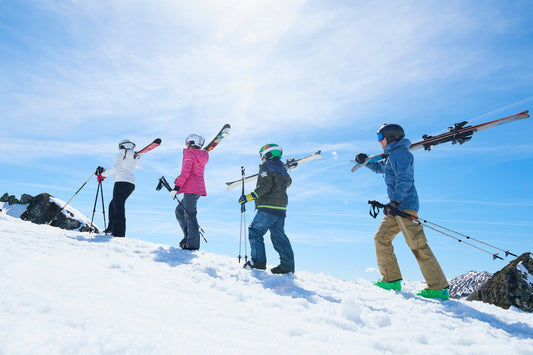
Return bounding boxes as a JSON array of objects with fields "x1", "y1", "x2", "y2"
[
  {"x1": 350, "y1": 165, "x2": 359, "y2": 172},
  {"x1": 154, "y1": 138, "x2": 162, "y2": 144}
]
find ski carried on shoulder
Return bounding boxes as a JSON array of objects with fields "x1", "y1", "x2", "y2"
[
  {"x1": 226, "y1": 150, "x2": 323, "y2": 191},
  {"x1": 204, "y1": 124, "x2": 231, "y2": 152},
  {"x1": 352, "y1": 110, "x2": 529, "y2": 172},
  {"x1": 134, "y1": 138, "x2": 162, "y2": 158}
]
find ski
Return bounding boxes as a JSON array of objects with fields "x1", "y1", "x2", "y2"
[
  {"x1": 134, "y1": 138, "x2": 162, "y2": 158},
  {"x1": 352, "y1": 110, "x2": 529, "y2": 172},
  {"x1": 225, "y1": 150, "x2": 323, "y2": 191},
  {"x1": 203, "y1": 124, "x2": 231, "y2": 152}
]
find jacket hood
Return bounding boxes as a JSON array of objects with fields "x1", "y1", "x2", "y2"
[
  {"x1": 385, "y1": 138, "x2": 411, "y2": 153},
  {"x1": 183, "y1": 148, "x2": 209, "y2": 163},
  {"x1": 263, "y1": 159, "x2": 288, "y2": 175}
]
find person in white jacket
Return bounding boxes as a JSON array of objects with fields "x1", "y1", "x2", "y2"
[{"x1": 97, "y1": 139, "x2": 141, "y2": 237}]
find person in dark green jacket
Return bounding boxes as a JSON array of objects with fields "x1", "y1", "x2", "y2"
[{"x1": 239, "y1": 144, "x2": 294, "y2": 274}]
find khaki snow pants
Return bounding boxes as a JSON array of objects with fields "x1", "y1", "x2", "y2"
[{"x1": 374, "y1": 210, "x2": 449, "y2": 290}]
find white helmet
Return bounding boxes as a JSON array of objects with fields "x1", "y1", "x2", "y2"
[
  {"x1": 185, "y1": 133, "x2": 205, "y2": 148},
  {"x1": 119, "y1": 139, "x2": 136, "y2": 150}
]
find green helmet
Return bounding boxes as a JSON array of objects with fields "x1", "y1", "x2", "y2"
[{"x1": 259, "y1": 143, "x2": 283, "y2": 160}]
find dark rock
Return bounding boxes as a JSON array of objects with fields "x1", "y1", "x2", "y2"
[
  {"x1": 7, "y1": 195, "x2": 20, "y2": 205},
  {"x1": 20, "y1": 194, "x2": 34, "y2": 204},
  {"x1": 20, "y1": 193, "x2": 97, "y2": 233},
  {"x1": 1, "y1": 193, "x2": 26, "y2": 205},
  {"x1": 468, "y1": 252, "x2": 533, "y2": 312}
]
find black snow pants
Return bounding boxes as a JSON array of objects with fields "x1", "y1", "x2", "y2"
[{"x1": 107, "y1": 182, "x2": 135, "y2": 237}]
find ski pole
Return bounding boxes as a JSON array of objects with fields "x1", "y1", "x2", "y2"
[
  {"x1": 156, "y1": 176, "x2": 208, "y2": 243},
  {"x1": 405, "y1": 214, "x2": 517, "y2": 258},
  {"x1": 410, "y1": 219, "x2": 503, "y2": 260},
  {"x1": 239, "y1": 166, "x2": 248, "y2": 263},
  {"x1": 89, "y1": 168, "x2": 107, "y2": 234},
  {"x1": 90, "y1": 166, "x2": 105, "y2": 233},
  {"x1": 100, "y1": 179, "x2": 106, "y2": 232},
  {"x1": 48, "y1": 169, "x2": 97, "y2": 226},
  {"x1": 367, "y1": 200, "x2": 508, "y2": 260}
]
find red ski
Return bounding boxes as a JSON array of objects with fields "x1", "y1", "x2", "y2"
[
  {"x1": 203, "y1": 124, "x2": 231, "y2": 152},
  {"x1": 352, "y1": 110, "x2": 529, "y2": 172},
  {"x1": 134, "y1": 138, "x2": 162, "y2": 158}
]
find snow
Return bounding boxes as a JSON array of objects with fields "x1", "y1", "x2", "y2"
[
  {"x1": 517, "y1": 261, "x2": 533, "y2": 286},
  {"x1": 1, "y1": 214, "x2": 533, "y2": 354},
  {"x1": 0, "y1": 201, "x2": 28, "y2": 218},
  {"x1": 1, "y1": 197, "x2": 96, "y2": 231},
  {"x1": 49, "y1": 196, "x2": 96, "y2": 230}
]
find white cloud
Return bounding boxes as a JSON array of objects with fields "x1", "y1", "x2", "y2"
[{"x1": 2, "y1": 0, "x2": 511, "y2": 143}]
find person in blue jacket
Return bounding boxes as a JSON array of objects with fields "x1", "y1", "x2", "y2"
[{"x1": 356, "y1": 124, "x2": 449, "y2": 300}]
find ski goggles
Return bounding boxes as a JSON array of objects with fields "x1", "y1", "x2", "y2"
[{"x1": 377, "y1": 132, "x2": 384, "y2": 141}]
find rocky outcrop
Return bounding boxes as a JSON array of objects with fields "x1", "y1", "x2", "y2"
[
  {"x1": 468, "y1": 253, "x2": 533, "y2": 312},
  {"x1": 1, "y1": 193, "x2": 21, "y2": 205},
  {"x1": 2, "y1": 192, "x2": 97, "y2": 233},
  {"x1": 449, "y1": 271, "x2": 492, "y2": 299}
]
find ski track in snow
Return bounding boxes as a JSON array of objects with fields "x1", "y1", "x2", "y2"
[{"x1": 1, "y1": 214, "x2": 533, "y2": 354}]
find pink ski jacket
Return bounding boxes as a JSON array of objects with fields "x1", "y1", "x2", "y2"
[{"x1": 175, "y1": 149, "x2": 209, "y2": 196}]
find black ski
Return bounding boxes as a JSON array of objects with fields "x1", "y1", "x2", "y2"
[{"x1": 352, "y1": 110, "x2": 529, "y2": 172}]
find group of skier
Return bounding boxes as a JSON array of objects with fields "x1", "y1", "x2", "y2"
[{"x1": 97, "y1": 124, "x2": 450, "y2": 300}]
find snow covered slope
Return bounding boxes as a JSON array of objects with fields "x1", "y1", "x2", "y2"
[{"x1": 1, "y1": 214, "x2": 533, "y2": 354}]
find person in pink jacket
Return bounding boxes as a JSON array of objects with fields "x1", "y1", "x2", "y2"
[{"x1": 170, "y1": 133, "x2": 209, "y2": 250}]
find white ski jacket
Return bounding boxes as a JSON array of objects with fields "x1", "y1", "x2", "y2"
[{"x1": 101, "y1": 149, "x2": 141, "y2": 184}]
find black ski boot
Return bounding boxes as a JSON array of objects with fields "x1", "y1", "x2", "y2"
[
  {"x1": 271, "y1": 265, "x2": 294, "y2": 274},
  {"x1": 243, "y1": 260, "x2": 266, "y2": 270}
]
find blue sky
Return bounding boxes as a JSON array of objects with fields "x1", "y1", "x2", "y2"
[{"x1": 1, "y1": 0, "x2": 532, "y2": 282}]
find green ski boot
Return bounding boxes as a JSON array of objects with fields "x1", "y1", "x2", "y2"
[
  {"x1": 374, "y1": 279, "x2": 402, "y2": 291},
  {"x1": 416, "y1": 288, "x2": 449, "y2": 300}
]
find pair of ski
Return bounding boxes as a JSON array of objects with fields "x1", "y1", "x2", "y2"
[
  {"x1": 134, "y1": 123, "x2": 232, "y2": 158},
  {"x1": 352, "y1": 110, "x2": 530, "y2": 172},
  {"x1": 225, "y1": 150, "x2": 323, "y2": 190}
]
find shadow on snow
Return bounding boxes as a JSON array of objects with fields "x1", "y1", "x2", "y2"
[
  {"x1": 401, "y1": 292, "x2": 533, "y2": 340},
  {"x1": 152, "y1": 246, "x2": 197, "y2": 267},
  {"x1": 442, "y1": 301, "x2": 533, "y2": 340},
  {"x1": 66, "y1": 234, "x2": 113, "y2": 243},
  {"x1": 247, "y1": 269, "x2": 341, "y2": 304}
]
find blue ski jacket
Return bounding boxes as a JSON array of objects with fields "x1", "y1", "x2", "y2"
[{"x1": 366, "y1": 138, "x2": 419, "y2": 212}]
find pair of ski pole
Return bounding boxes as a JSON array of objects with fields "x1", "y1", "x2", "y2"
[
  {"x1": 368, "y1": 200, "x2": 517, "y2": 260},
  {"x1": 48, "y1": 167, "x2": 105, "y2": 233},
  {"x1": 239, "y1": 166, "x2": 248, "y2": 263}
]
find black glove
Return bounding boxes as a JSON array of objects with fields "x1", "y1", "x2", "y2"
[
  {"x1": 384, "y1": 201, "x2": 400, "y2": 216},
  {"x1": 355, "y1": 153, "x2": 368, "y2": 164}
]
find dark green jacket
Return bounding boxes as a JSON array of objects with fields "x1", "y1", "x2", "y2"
[{"x1": 253, "y1": 160, "x2": 291, "y2": 216}]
